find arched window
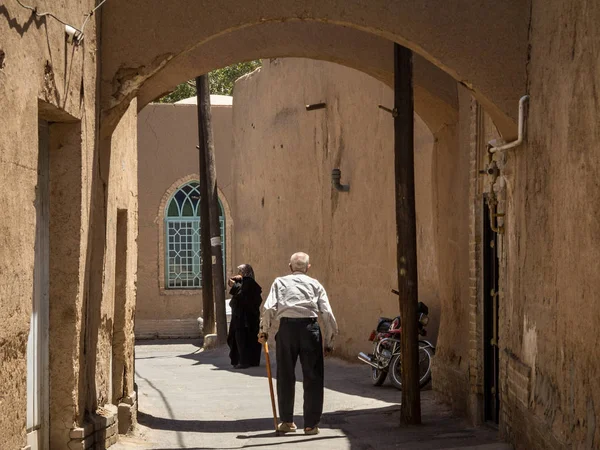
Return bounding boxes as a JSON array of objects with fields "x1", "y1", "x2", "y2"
[{"x1": 165, "y1": 181, "x2": 225, "y2": 289}]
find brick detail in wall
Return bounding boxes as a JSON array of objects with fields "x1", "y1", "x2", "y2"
[
  {"x1": 135, "y1": 318, "x2": 202, "y2": 339},
  {"x1": 432, "y1": 363, "x2": 470, "y2": 414},
  {"x1": 505, "y1": 351, "x2": 532, "y2": 409},
  {"x1": 498, "y1": 349, "x2": 564, "y2": 450},
  {"x1": 467, "y1": 97, "x2": 484, "y2": 397},
  {"x1": 435, "y1": 96, "x2": 485, "y2": 419},
  {"x1": 68, "y1": 404, "x2": 120, "y2": 449}
]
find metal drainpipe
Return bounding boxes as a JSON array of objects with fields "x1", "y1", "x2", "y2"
[
  {"x1": 331, "y1": 168, "x2": 350, "y2": 192},
  {"x1": 485, "y1": 95, "x2": 529, "y2": 233},
  {"x1": 489, "y1": 95, "x2": 530, "y2": 153},
  {"x1": 487, "y1": 194, "x2": 504, "y2": 234}
]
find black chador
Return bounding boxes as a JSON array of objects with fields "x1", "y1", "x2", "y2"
[{"x1": 227, "y1": 275, "x2": 262, "y2": 368}]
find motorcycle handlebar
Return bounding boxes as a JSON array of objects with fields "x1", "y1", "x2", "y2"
[{"x1": 390, "y1": 289, "x2": 430, "y2": 316}]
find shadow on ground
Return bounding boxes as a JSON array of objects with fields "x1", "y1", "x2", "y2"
[
  {"x1": 149, "y1": 437, "x2": 345, "y2": 450},
  {"x1": 138, "y1": 404, "x2": 504, "y2": 450},
  {"x1": 176, "y1": 343, "x2": 408, "y2": 404},
  {"x1": 124, "y1": 340, "x2": 508, "y2": 450},
  {"x1": 135, "y1": 338, "x2": 204, "y2": 347},
  {"x1": 149, "y1": 437, "x2": 344, "y2": 450}
]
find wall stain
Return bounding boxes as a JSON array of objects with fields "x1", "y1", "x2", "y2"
[{"x1": 110, "y1": 53, "x2": 174, "y2": 108}]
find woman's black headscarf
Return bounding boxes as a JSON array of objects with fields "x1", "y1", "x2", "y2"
[{"x1": 237, "y1": 264, "x2": 255, "y2": 279}]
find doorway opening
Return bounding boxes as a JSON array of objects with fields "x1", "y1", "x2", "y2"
[
  {"x1": 112, "y1": 209, "x2": 129, "y2": 404},
  {"x1": 27, "y1": 120, "x2": 50, "y2": 450},
  {"x1": 482, "y1": 197, "x2": 500, "y2": 424}
]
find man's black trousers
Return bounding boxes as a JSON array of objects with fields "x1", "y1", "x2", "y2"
[{"x1": 275, "y1": 317, "x2": 324, "y2": 428}]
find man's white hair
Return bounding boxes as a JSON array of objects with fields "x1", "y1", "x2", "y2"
[{"x1": 290, "y1": 252, "x2": 310, "y2": 272}]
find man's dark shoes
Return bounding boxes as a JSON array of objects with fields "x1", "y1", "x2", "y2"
[{"x1": 235, "y1": 364, "x2": 250, "y2": 369}]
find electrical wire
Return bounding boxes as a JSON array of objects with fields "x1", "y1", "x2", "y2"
[
  {"x1": 80, "y1": 0, "x2": 108, "y2": 33},
  {"x1": 15, "y1": 0, "x2": 81, "y2": 31},
  {"x1": 15, "y1": 0, "x2": 110, "y2": 39}
]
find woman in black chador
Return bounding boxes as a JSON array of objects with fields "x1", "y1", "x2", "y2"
[{"x1": 227, "y1": 264, "x2": 263, "y2": 368}]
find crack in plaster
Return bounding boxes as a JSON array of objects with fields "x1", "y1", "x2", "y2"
[
  {"x1": 144, "y1": 106, "x2": 160, "y2": 156},
  {"x1": 0, "y1": 158, "x2": 37, "y2": 172},
  {"x1": 110, "y1": 53, "x2": 174, "y2": 109}
]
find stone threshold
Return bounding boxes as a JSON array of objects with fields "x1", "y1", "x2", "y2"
[{"x1": 68, "y1": 393, "x2": 137, "y2": 450}]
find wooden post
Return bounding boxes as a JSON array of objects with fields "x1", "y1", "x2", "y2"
[
  {"x1": 393, "y1": 43, "x2": 421, "y2": 425},
  {"x1": 196, "y1": 76, "x2": 215, "y2": 337},
  {"x1": 197, "y1": 75, "x2": 228, "y2": 345}
]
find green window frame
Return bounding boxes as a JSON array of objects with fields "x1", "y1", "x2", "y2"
[{"x1": 165, "y1": 181, "x2": 225, "y2": 289}]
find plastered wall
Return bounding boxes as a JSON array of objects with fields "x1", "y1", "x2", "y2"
[
  {"x1": 96, "y1": 99, "x2": 139, "y2": 408},
  {"x1": 429, "y1": 87, "x2": 473, "y2": 414},
  {"x1": 0, "y1": 2, "x2": 99, "y2": 447},
  {"x1": 229, "y1": 58, "x2": 441, "y2": 360},
  {"x1": 136, "y1": 99, "x2": 235, "y2": 336},
  {"x1": 0, "y1": 3, "x2": 139, "y2": 447},
  {"x1": 493, "y1": 2, "x2": 600, "y2": 448}
]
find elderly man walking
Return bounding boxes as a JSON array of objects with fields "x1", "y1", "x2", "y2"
[{"x1": 258, "y1": 252, "x2": 338, "y2": 435}]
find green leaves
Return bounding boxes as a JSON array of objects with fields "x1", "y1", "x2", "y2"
[
  {"x1": 157, "y1": 61, "x2": 262, "y2": 103},
  {"x1": 156, "y1": 81, "x2": 196, "y2": 103},
  {"x1": 208, "y1": 60, "x2": 261, "y2": 96}
]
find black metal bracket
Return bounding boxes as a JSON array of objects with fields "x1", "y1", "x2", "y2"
[
  {"x1": 378, "y1": 105, "x2": 398, "y2": 117},
  {"x1": 331, "y1": 168, "x2": 350, "y2": 192},
  {"x1": 306, "y1": 102, "x2": 327, "y2": 111}
]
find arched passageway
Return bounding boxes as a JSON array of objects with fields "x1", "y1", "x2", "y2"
[
  {"x1": 134, "y1": 23, "x2": 458, "y2": 134},
  {"x1": 94, "y1": 1, "x2": 525, "y2": 448},
  {"x1": 100, "y1": 0, "x2": 530, "y2": 137},
  {"x1": 4, "y1": 0, "x2": 600, "y2": 448},
  {"x1": 97, "y1": 5, "x2": 488, "y2": 442}
]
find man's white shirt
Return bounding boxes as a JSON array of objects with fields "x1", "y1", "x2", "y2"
[{"x1": 261, "y1": 272, "x2": 338, "y2": 348}]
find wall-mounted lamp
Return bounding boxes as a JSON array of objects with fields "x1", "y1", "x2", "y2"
[
  {"x1": 65, "y1": 25, "x2": 83, "y2": 45},
  {"x1": 306, "y1": 102, "x2": 327, "y2": 111},
  {"x1": 332, "y1": 168, "x2": 350, "y2": 192}
]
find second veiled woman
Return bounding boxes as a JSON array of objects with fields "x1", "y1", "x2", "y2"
[{"x1": 227, "y1": 264, "x2": 263, "y2": 368}]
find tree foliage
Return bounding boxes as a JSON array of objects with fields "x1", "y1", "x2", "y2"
[
  {"x1": 157, "y1": 81, "x2": 196, "y2": 103},
  {"x1": 157, "y1": 60, "x2": 261, "y2": 103},
  {"x1": 208, "y1": 60, "x2": 261, "y2": 96}
]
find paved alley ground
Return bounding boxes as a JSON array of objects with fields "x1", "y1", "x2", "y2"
[{"x1": 114, "y1": 341, "x2": 511, "y2": 450}]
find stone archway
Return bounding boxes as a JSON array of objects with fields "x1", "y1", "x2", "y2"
[
  {"x1": 134, "y1": 22, "x2": 458, "y2": 135},
  {"x1": 100, "y1": 0, "x2": 530, "y2": 137},
  {"x1": 97, "y1": 1, "x2": 530, "y2": 437}
]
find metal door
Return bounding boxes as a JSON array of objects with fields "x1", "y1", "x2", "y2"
[
  {"x1": 27, "y1": 121, "x2": 50, "y2": 449},
  {"x1": 483, "y1": 198, "x2": 500, "y2": 424}
]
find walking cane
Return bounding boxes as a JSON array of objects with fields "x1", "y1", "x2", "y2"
[{"x1": 263, "y1": 341, "x2": 280, "y2": 436}]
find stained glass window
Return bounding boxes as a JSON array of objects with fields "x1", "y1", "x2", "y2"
[{"x1": 165, "y1": 181, "x2": 225, "y2": 289}]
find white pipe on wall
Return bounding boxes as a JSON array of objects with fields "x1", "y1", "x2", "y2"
[{"x1": 489, "y1": 95, "x2": 530, "y2": 153}]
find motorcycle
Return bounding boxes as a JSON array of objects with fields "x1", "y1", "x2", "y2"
[{"x1": 357, "y1": 289, "x2": 435, "y2": 390}]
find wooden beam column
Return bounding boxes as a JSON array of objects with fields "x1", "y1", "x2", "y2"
[
  {"x1": 196, "y1": 75, "x2": 215, "y2": 337},
  {"x1": 197, "y1": 75, "x2": 228, "y2": 344},
  {"x1": 394, "y1": 43, "x2": 421, "y2": 425}
]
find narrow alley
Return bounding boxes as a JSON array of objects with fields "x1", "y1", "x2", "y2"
[
  {"x1": 3, "y1": 2, "x2": 599, "y2": 449},
  {"x1": 114, "y1": 341, "x2": 509, "y2": 450}
]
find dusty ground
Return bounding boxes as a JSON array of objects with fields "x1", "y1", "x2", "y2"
[{"x1": 113, "y1": 340, "x2": 511, "y2": 449}]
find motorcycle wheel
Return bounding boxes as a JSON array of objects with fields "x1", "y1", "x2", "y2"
[
  {"x1": 389, "y1": 346, "x2": 433, "y2": 390},
  {"x1": 372, "y1": 367, "x2": 388, "y2": 386}
]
